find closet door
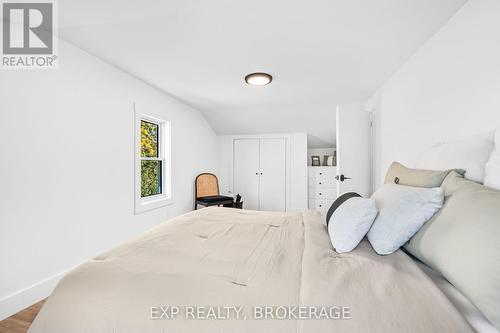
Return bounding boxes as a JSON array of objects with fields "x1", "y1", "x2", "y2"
[
  {"x1": 259, "y1": 138, "x2": 286, "y2": 211},
  {"x1": 233, "y1": 139, "x2": 260, "y2": 210}
]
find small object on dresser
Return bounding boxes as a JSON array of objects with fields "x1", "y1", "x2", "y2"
[
  {"x1": 311, "y1": 155, "x2": 321, "y2": 166},
  {"x1": 323, "y1": 153, "x2": 336, "y2": 166}
]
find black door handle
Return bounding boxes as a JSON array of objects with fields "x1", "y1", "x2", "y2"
[{"x1": 335, "y1": 174, "x2": 352, "y2": 182}]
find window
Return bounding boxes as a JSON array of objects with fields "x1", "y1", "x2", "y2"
[
  {"x1": 135, "y1": 112, "x2": 171, "y2": 213},
  {"x1": 140, "y1": 120, "x2": 162, "y2": 197}
]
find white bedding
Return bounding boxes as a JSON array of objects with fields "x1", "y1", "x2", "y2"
[
  {"x1": 29, "y1": 208, "x2": 474, "y2": 333},
  {"x1": 416, "y1": 260, "x2": 499, "y2": 333}
]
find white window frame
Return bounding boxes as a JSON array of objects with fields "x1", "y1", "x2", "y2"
[{"x1": 134, "y1": 110, "x2": 172, "y2": 214}]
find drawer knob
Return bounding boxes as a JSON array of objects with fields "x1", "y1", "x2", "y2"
[
  {"x1": 319, "y1": 204, "x2": 322, "y2": 207},
  {"x1": 319, "y1": 193, "x2": 322, "y2": 195},
  {"x1": 319, "y1": 182, "x2": 322, "y2": 185},
  {"x1": 319, "y1": 172, "x2": 322, "y2": 175}
]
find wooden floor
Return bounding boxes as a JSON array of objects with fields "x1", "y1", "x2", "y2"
[{"x1": 0, "y1": 299, "x2": 46, "y2": 333}]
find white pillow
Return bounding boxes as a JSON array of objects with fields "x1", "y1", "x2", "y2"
[
  {"x1": 484, "y1": 128, "x2": 500, "y2": 190},
  {"x1": 328, "y1": 197, "x2": 378, "y2": 253},
  {"x1": 416, "y1": 132, "x2": 494, "y2": 183},
  {"x1": 367, "y1": 184, "x2": 444, "y2": 255}
]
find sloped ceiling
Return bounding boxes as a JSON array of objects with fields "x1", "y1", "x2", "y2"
[{"x1": 58, "y1": 0, "x2": 467, "y2": 147}]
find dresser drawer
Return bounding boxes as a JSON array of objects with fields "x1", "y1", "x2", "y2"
[
  {"x1": 309, "y1": 199, "x2": 335, "y2": 210},
  {"x1": 309, "y1": 167, "x2": 336, "y2": 179},
  {"x1": 309, "y1": 187, "x2": 336, "y2": 199},
  {"x1": 309, "y1": 175, "x2": 336, "y2": 188},
  {"x1": 309, "y1": 168, "x2": 336, "y2": 176}
]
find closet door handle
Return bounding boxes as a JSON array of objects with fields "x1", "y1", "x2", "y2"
[{"x1": 260, "y1": 172, "x2": 263, "y2": 175}]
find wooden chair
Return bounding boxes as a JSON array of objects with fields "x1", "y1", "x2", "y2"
[{"x1": 194, "y1": 173, "x2": 234, "y2": 210}]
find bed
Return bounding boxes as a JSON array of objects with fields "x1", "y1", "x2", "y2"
[{"x1": 29, "y1": 207, "x2": 473, "y2": 333}]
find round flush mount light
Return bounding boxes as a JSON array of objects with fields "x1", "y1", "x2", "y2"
[{"x1": 245, "y1": 72, "x2": 273, "y2": 86}]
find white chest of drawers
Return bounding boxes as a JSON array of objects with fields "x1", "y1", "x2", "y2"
[{"x1": 308, "y1": 166, "x2": 337, "y2": 210}]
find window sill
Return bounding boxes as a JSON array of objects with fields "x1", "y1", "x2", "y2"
[{"x1": 134, "y1": 196, "x2": 173, "y2": 214}]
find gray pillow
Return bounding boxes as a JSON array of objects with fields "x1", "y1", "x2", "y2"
[
  {"x1": 406, "y1": 171, "x2": 500, "y2": 329},
  {"x1": 384, "y1": 161, "x2": 464, "y2": 188}
]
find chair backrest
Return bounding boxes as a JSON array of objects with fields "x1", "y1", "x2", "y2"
[{"x1": 195, "y1": 173, "x2": 220, "y2": 198}]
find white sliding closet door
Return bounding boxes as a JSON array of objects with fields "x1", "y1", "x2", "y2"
[
  {"x1": 259, "y1": 138, "x2": 286, "y2": 211},
  {"x1": 233, "y1": 139, "x2": 260, "y2": 210}
]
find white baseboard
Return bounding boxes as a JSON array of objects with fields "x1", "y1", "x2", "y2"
[{"x1": 0, "y1": 267, "x2": 73, "y2": 320}]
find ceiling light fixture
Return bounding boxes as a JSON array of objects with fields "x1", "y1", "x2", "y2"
[{"x1": 245, "y1": 72, "x2": 273, "y2": 86}]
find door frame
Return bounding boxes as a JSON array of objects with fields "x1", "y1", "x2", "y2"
[{"x1": 230, "y1": 134, "x2": 291, "y2": 211}]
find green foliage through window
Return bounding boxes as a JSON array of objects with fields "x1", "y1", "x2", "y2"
[
  {"x1": 141, "y1": 160, "x2": 162, "y2": 197},
  {"x1": 141, "y1": 121, "x2": 158, "y2": 157},
  {"x1": 140, "y1": 120, "x2": 162, "y2": 197}
]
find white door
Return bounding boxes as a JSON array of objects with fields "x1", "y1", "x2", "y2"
[
  {"x1": 336, "y1": 105, "x2": 372, "y2": 197},
  {"x1": 259, "y1": 138, "x2": 286, "y2": 211},
  {"x1": 233, "y1": 139, "x2": 260, "y2": 210}
]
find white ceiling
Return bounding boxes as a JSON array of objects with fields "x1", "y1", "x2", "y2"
[{"x1": 58, "y1": 0, "x2": 466, "y2": 147}]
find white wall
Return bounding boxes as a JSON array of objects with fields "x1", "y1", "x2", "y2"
[
  {"x1": 0, "y1": 39, "x2": 217, "y2": 319},
  {"x1": 216, "y1": 133, "x2": 308, "y2": 212},
  {"x1": 367, "y1": 0, "x2": 500, "y2": 189}
]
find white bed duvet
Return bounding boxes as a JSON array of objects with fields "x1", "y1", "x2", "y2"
[{"x1": 29, "y1": 207, "x2": 473, "y2": 333}]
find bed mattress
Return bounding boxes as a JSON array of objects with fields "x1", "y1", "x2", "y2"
[{"x1": 29, "y1": 207, "x2": 473, "y2": 333}]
